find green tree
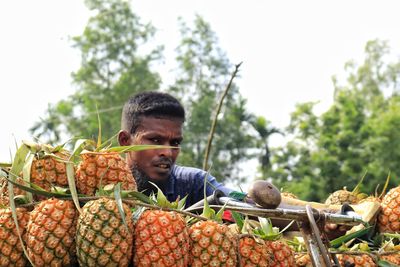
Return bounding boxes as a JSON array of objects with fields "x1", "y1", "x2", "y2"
[
  {"x1": 168, "y1": 15, "x2": 261, "y2": 185},
  {"x1": 270, "y1": 40, "x2": 400, "y2": 201},
  {"x1": 30, "y1": 0, "x2": 162, "y2": 143}
]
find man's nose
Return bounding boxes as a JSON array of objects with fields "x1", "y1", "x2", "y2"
[{"x1": 158, "y1": 144, "x2": 175, "y2": 157}]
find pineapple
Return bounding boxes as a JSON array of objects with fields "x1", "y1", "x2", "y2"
[
  {"x1": 239, "y1": 235, "x2": 271, "y2": 266},
  {"x1": 325, "y1": 174, "x2": 367, "y2": 205},
  {"x1": 0, "y1": 176, "x2": 26, "y2": 207},
  {"x1": 295, "y1": 253, "x2": 311, "y2": 267},
  {"x1": 281, "y1": 192, "x2": 298, "y2": 199},
  {"x1": 380, "y1": 252, "x2": 400, "y2": 265},
  {"x1": 76, "y1": 152, "x2": 136, "y2": 196},
  {"x1": 336, "y1": 242, "x2": 377, "y2": 267},
  {"x1": 376, "y1": 237, "x2": 400, "y2": 265},
  {"x1": 76, "y1": 197, "x2": 134, "y2": 266},
  {"x1": 325, "y1": 186, "x2": 359, "y2": 205},
  {"x1": 265, "y1": 238, "x2": 295, "y2": 266},
  {"x1": 134, "y1": 209, "x2": 190, "y2": 266},
  {"x1": 189, "y1": 220, "x2": 237, "y2": 266},
  {"x1": 26, "y1": 198, "x2": 78, "y2": 266},
  {"x1": 0, "y1": 207, "x2": 30, "y2": 267},
  {"x1": 378, "y1": 185, "x2": 400, "y2": 233},
  {"x1": 133, "y1": 186, "x2": 190, "y2": 267},
  {"x1": 337, "y1": 253, "x2": 376, "y2": 267},
  {"x1": 30, "y1": 149, "x2": 70, "y2": 193}
]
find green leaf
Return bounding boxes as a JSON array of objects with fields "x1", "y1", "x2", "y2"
[
  {"x1": 126, "y1": 191, "x2": 153, "y2": 205},
  {"x1": 22, "y1": 153, "x2": 34, "y2": 202},
  {"x1": 66, "y1": 162, "x2": 82, "y2": 214},
  {"x1": 114, "y1": 183, "x2": 127, "y2": 228},
  {"x1": 231, "y1": 211, "x2": 244, "y2": 231},
  {"x1": 107, "y1": 145, "x2": 179, "y2": 153},
  {"x1": 329, "y1": 226, "x2": 372, "y2": 248},
  {"x1": 228, "y1": 191, "x2": 247, "y2": 201},
  {"x1": 9, "y1": 144, "x2": 30, "y2": 182},
  {"x1": 378, "y1": 260, "x2": 399, "y2": 267},
  {"x1": 177, "y1": 195, "x2": 188, "y2": 210},
  {"x1": 8, "y1": 179, "x2": 34, "y2": 266}
]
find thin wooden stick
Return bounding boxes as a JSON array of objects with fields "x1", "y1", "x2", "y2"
[{"x1": 203, "y1": 62, "x2": 242, "y2": 170}]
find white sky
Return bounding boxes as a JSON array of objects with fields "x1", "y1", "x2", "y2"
[{"x1": 1, "y1": 0, "x2": 400, "y2": 163}]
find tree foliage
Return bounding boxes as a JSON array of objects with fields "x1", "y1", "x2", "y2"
[
  {"x1": 30, "y1": 0, "x2": 162, "y2": 142},
  {"x1": 168, "y1": 15, "x2": 263, "y2": 184},
  {"x1": 270, "y1": 40, "x2": 400, "y2": 201},
  {"x1": 30, "y1": 1, "x2": 275, "y2": 186}
]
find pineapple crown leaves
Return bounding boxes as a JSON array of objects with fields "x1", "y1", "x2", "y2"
[
  {"x1": 376, "y1": 171, "x2": 391, "y2": 200},
  {"x1": 114, "y1": 183, "x2": 129, "y2": 228},
  {"x1": 252, "y1": 217, "x2": 295, "y2": 241},
  {"x1": 148, "y1": 181, "x2": 187, "y2": 210},
  {"x1": 378, "y1": 260, "x2": 400, "y2": 267},
  {"x1": 7, "y1": 175, "x2": 35, "y2": 266},
  {"x1": 329, "y1": 225, "x2": 373, "y2": 249},
  {"x1": 199, "y1": 167, "x2": 225, "y2": 223}
]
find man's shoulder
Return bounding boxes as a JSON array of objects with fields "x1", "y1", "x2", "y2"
[{"x1": 171, "y1": 165, "x2": 206, "y2": 181}]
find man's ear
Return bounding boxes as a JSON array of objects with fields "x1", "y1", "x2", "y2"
[{"x1": 118, "y1": 130, "x2": 131, "y2": 146}]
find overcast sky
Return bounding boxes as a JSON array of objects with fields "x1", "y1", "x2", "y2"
[{"x1": 1, "y1": 0, "x2": 400, "y2": 163}]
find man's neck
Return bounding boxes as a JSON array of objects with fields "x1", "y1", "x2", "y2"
[{"x1": 132, "y1": 168, "x2": 169, "y2": 196}]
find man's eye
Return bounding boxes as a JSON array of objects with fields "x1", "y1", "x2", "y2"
[
  {"x1": 150, "y1": 138, "x2": 160, "y2": 143},
  {"x1": 171, "y1": 140, "x2": 181, "y2": 147}
]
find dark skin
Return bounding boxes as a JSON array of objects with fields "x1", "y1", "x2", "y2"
[{"x1": 118, "y1": 116, "x2": 183, "y2": 183}]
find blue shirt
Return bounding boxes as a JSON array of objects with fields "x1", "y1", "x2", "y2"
[{"x1": 164, "y1": 165, "x2": 233, "y2": 207}]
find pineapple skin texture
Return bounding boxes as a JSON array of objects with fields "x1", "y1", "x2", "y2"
[
  {"x1": 134, "y1": 209, "x2": 190, "y2": 266},
  {"x1": 26, "y1": 198, "x2": 78, "y2": 266},
  {"x1": 265, "y1": 240, "x2": 295, "y2": 267},
  {"x1": 380, "y1": 253, "x2": 400, "y2": 265},
  {"x1": 30, "y1": 152, "x2": 70, "y2": 192},
  {"x1": 239, "y1": 236, "x2": 272, "y2": 267},
  {"x1": 337, "y1": 254, "x2": 376, "y2": 267},
  {"x1": 76, "y1": 197, "x2": 134, "y2": 266},
  {"x1": 378, "y1": 186, "x2": 400, "y2": 233},
  {"x1": 76, "y1": 152, "x2": 137, "y2": 196},
  {"x1": 189, "y1": 220, "x2": 237, "y2": 267},
  {"x1": 325, "y1": 189, "x2": 358, "y2": 205},
  {"x1": 0, "y1": 208, "x2": 30, "y2": 267},
  {"x1": 294, "y1": 253, "x2": 311, "y2": 267}
]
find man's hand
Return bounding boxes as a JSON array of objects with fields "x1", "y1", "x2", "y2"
[{"x1": 324, "y1": 222, "x2": 352, "y2": 240}]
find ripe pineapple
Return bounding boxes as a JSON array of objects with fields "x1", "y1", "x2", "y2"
[
  {"x1": 337, "y1": 253, "x2": 376, "y2": 267},
  {"x1": 325, "y1": 174, "x2": 367, "y2": 205},
  {"x1": 239, "y1": 236, "x2": 271, "y2": 266},
  {"x1": 0, "y1": 176, "x2": 26, "y2": 207},
  {"x1": 378, "y1": 185, "x2": 400, "y2": 233},
  {"x1": 26, "y1": 198, "x2": 78, "y2": 266},
  {"x1": 380, "y1": 252, "x2": 400, "y2": 265},
  {"x1": 295, "y1": 253, "x2": 311, "y2": 267},
  {"x1": 281, "y1": 192, "x2": 298, "y2": 199},
  {"x1": 134, "y1": 186, "x2": 190, "y2": 266},
  {"x1": 134, "y1": 209, "x2": 190, "y2": 266},
  {"x1": 266, "y1": 239, "x2": 296, "y2": 266},
  {"x1": 76, "y1": 197, "x2": 134, "y2": 266},
  {"x1": 76, "y1": 152, "x2": 136, "y2": 196},
  {"x1": 0, "y1": 207, "x2": 30, "y2": 267},
  {"x1": 30, "y1": 149, "x2": 70, "y2": 193},
  {"x1": 376, "y1": 238, "x2": 400, "y2": 265},
  {"x1": 189, "y1": 220, "x2": 237, "y2": 266}
]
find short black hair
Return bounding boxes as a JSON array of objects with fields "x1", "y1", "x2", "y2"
[{"x1": 121, "y1": 91, "x2": 185, "y2": 134}]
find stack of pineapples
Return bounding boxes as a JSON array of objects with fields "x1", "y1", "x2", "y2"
[
  {"x1": 0, "y1": 139, "x2": 296, "y2": 267},
  {"x1": 3, "y1": 140, "x2": 400, "y2": 266}
]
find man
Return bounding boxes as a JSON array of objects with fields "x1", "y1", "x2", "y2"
[{"x1": 118, "y1": 91, "x2": 233, "y2": 207}]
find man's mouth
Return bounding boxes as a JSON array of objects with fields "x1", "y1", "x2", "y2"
[{"x1": 153, "y1": 160, "x2": 172, "y2": 173}]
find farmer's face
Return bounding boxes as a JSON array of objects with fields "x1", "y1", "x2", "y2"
[{"x1": 123, "y1": 117, "x2": 183, "y2": 182}]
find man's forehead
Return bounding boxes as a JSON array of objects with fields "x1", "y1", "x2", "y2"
[{"x1": 135, "y1": 117, "x2": 183, "y2": 134}]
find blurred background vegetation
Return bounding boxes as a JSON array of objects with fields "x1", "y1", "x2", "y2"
[{"x1": 30, "y1": 0, "x2": 400, "y2": 201}]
